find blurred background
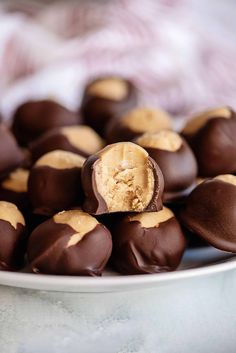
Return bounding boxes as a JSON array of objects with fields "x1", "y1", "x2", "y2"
[{"x1": 0, "y1": 0, "x2": 236, "y2": 123}]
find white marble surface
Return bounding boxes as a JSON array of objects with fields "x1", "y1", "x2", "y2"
[{"x1": 0, "y1": 268, "x2": 236, "y2": 353}]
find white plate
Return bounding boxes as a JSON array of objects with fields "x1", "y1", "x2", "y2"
[{"x1": 0, "y1": 247, "x2": 235, "y2": 293}]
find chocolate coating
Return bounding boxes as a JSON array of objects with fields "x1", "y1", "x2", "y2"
[
  {"x1": 135, "y1": 133, "x2": 197, "y2": 201},
  {"x1": 182, "y1": 108, "x2": 236, "y2": 176},
  {"x1": 82, "y1": 154, "x2": 110, "y2": 215},
  {"x1": 180, "y1": 178, "x2": 236, "y2": 252},
  {"x1": 0, "y1": 220, "x2": 27, "y2": 271},
  {"x1": 21, "y1": 148, "x2": 33, "y2": 169},
  {"x1": 29, "y1": 129, "x2": 80, "y2": 162},
  {"x1": 28, "y1": 150, "x2": 85, "y2": 216},
  {"x1": 0, "y1": 124, "x2": 24, "y2": 179},
  {"x1": 184, "y1": 228, "x2": 209, "y2": 248},
  {"x1": 26, "y1": 213, "x2": 49, "y2": 234},
  {"x1": 111, "y1": 210, "x2": 186, "y2": 275},
  {"x1": 12, "y1": 100, "x2": 80, "y2": 146},
  {"x1": 0, "y1": 202, "x2": 27, "y2": 271},
  {"x1": 166, "y1": 192, "x2": 208, "y2": 248},
  {"x1": 27, "y1": 213, "x2": 112, "y2": 276},
  {"x1": 82, "y1": 143, "x2": 164, "y2": 215},
  {"x1": 28, "y1": 166, "x2": 83, "y2": 216},
  {"x1": 81, "y1": 77, "x2": 137, "y2": 135},
  {"x1": 106, "y1": 117, "x2": 136, "y2": 143},
  {"x1": 29, "y1": 125, "x2": 104, "y2": 162},
  {"x1": 0, "y1": 169, "x2": 30, "y2": 215},
  {"x1": 106, "y1": 108, "x2": 172, "y2": 144},
  {"x1": 163, "y1": 185, "x2": 196, "y2": 204}
]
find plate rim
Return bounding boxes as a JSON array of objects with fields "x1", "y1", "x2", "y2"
[{"x1": 0, "y1": 257, "x2": 235, "y2": 293}]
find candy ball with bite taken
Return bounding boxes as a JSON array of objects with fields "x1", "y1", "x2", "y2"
[{"x1": 82, "y1": 142, "x2": 164, "y2": 215}]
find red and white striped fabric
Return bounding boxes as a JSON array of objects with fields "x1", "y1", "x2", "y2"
[{"x1": 0, "y1": 0, "x2": 236, "y2": 122}]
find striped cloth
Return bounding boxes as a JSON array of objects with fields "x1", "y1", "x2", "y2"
[{"x1": 0, "y1": 0, "x2": 236, "y2": 122}]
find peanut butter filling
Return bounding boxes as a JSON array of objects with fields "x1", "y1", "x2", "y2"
[
  {"x1": 182, "y1": 107, "x2": 231, "y2": 135},
  {"x1": 136, "y1": 130, "x2": 182, "y2": 152},
  {"x1": 214, "y1": 174, "x2": 236, "y2": 186},
  {"x1": 95, "y1": 142, "x2": 155, "y2": 212},
  {"x1": 122, "y1": 108, "x2": 172, "y2": 133},
  {"x1": 61, "y1": 126, "x2": 104, "y2": 155},
  {"x1": 54, "y1": 210, "x2": 99, "y2": 247},
  {"x1": 128, "y1": 207, "x2": 174, "y2": 228},
  {"x1": 36, "y1": 150, "x2": 85, "y2": 169},
  {"x1": 0, "y1": 201, "x2": 25, "y2": 229},
  {"x1": 87, "y1": 78, "x2": 128, "y2": 101},
  {"x1": 2, "y1": 168, "x2": 29, "y2": 193}
]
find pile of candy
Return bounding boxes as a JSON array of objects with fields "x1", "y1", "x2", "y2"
[{"x1": 0, "y1": 76, "x2": 235, "y2": 276}]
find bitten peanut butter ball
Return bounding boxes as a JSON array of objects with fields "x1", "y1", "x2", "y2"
[
  {"x1": 182, "y1": 106, "x2": 236, "y2": 177},
  {"x1": 0, "y1": 168, "x2": 30, "y2": 214},
  {"x1": 180, "y1": 174, "x2": 236, "y2": 252},
  {"x1": 135, "y1": 130, "x2": 197, "y2": 201},
  {"x1": 82, "y1": 142, "x2": 164, "y2": 215},
  {"x1": 30, "y1": 125, "x2": 105, "y2": 162},
  {"x1": 27, "y1": 210, "x2": 112, "y2": 276},
  {"x1": 81, "y1": 77, "x2": 137, "y2": 135},
  {"x1": 106, "y1": 107, "x2": 173, "y2": 143},
  {"x1": 0, "y1": 201, "x2": 27, "y2": 271},
  {"x1": 12, "y1": 100, "x2": 80, "y2": 146},
  {"x1": 112, "y1": 207, "x2": 186, "y2": 275},
  {"x1": 28, "y1": 150, "x2": 85, "y2": 216},
  {"x1": 0, "y1": 124, "x2": 24, "y2": 179}
]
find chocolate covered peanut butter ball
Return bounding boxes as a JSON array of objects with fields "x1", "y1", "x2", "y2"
[
  {"x1": 135, "y1": 130, "x2": 197, "y2": 201},
  {"x1": 112, "y1": 207, "x2": 186, "y2": 275},
  {"x1": 0, "y1": 201, "x2": 27, "y2": 271},
  {"x1": 82, "y1": 142, "x2": 164, "y2": 215},
  {"x1": 27, "y1": 210, "x2": 112, "y2": 276},
  {"x1": 81, "y1": 76, "x2": 137, "y2": 135},
  {"x1": 0, "y1": 124, "x2": 24, "y2": 179},
  {"x1": 182, "y1": 106, "x2": 236, "y2": 177},
  {"x1": 106, "y1": 107, "x2": 173, "y2": 143},
  {"x1": 0, "y1": 168, "x2": 29, "y2": 214},
  {"x1": 12, "y1": 100, "x2": 80, "y2": 146},
  {"x1": 28, "y1": 150, "x2": 85, "y2": 216},
  {"x1": 30, "y1": 125, "x2": 105, "y2": 162},
  {"x1": 180, "y1": 174, "x2": 236, "y2": 252}
]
